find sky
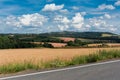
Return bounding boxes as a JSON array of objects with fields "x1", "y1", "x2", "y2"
[{"x1": 0, "y1": 0, "x2": 120, "y2": 34}]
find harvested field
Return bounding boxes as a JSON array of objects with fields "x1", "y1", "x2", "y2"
[
  {"x1": 30, "y1": 42, "x2": 67, "y2": 47},
  {"x1": 49, "y1": 43, "x2": 67, "y2": 47},
  {"x1": 107, "y1": 43, "x2": 120, "y2": 47},
  {"x1": 0, "y1": 47, "x2": 120, "y2": 66},
  {"x1": 88, "y1": 43, "x2": 120, "y2": 47},
  {"x1": 58, "y1": 37, "x2": 75, "y2": 42},
  {"x1": 88, "y1": 44, "x2": 103, "y2": 47}
]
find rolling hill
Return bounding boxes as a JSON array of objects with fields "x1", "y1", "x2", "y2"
[{"x1": 39, "y1": 31, "x2": 117, "y2": 38}]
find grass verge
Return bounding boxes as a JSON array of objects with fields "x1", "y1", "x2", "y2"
[{"x1": 0, "y1": 50, "x2": 120, "y2": 74}]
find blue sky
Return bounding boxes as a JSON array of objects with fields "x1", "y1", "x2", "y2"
[{"x1": 0, "y1": 0, "x2": 120, "y2": 34}]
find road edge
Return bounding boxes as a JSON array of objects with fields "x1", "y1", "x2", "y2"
[{"x1": 1, "y1": 59, "x2": 120, "y2": 80}]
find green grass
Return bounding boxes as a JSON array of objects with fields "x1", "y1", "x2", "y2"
[
  {"x1": 0, "y1": 50, "x2": 120, "y2": 74},
  {"x1": 0, "y1": 61, "x2": 40, "y2": 74}
]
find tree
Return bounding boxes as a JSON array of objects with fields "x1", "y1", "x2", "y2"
[
  {"x1": 43, "y1": 42, "x2": 54, "y2": 48},
  {"x1": 67, "y1": 38, "x2": 88, "y2": 47}
]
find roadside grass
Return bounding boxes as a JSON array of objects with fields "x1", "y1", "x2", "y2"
[
  {"x1": 0, "y1": 61, "x2": 40, "y2": 74},
  {"x1": 0, "y1": 50, "x2": 120, "y2": 74}
]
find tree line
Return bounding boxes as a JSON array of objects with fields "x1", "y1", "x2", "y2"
[{"x1": 0, "y1": 36, "x2": 36, "y2": 49}]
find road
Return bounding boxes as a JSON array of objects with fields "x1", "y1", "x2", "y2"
[{"x1": 1, "y1": 60, "x2": 120, "y2": 80}]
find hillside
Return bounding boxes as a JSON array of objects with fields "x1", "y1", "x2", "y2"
[
  {"x1": 39, "y1": 31, "x2": 116, "y2": 38},
  {"x1": 0, "y1": 31, "x2": 119, "y2": 49},
  {"x1": 12, "y1": 31, "x2": 119, "y2": 43}
]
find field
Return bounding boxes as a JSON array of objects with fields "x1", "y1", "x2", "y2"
[
  {"x1": 88, "y1": 43, "x2": 120, "y2": 47},
  {"x1": 49, "y1": 43, "x2": 67, "y2": 47},
  {"x1": 58, "y1": 37, "x2": 75, "y2": 42},
  {"x1": 0, "y1": 47, "x2": 120, "y2": 66}
]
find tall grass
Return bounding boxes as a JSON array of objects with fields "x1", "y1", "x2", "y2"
[
  {"x1": 0, "y1": 50, "x2": 120, "y2": 74},
  {"x1": 0, "y1": 61, "x2": 40, "y2": 74}
]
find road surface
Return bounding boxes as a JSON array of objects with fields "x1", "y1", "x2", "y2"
[{"x1": 1, "y1": 60, "x2": 120, "y2": 80}]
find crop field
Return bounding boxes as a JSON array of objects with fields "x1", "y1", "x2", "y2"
[
  {"x1": 88, "y1": 43, "x2": 120, "y2": 47},
  {"x1": 0, "y1": 47, "x2": 120, "y2": 66},
  {"x1": 58, "y1": 37, "x2": 75, "y2": 42},
  {"x1": 49, "y1": 43, "x2": 67, "y2": 47}
]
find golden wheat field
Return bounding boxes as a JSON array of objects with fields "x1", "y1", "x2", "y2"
[{"x1": 0, "y1": 47, "x2": 120, "y2": 65}]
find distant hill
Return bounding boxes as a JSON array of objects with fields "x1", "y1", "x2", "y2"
[
  {"x1": 39, "y1": 31, "x2": 117, "y2": 39},
  {"x1": 1, "y1": 31, "x2": 119, "y2": 43}
]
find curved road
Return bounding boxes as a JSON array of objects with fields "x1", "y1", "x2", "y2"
[{"x1": 1, "y1": 60, "x2": 120, "y2": 80}]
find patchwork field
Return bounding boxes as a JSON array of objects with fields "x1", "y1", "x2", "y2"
[{"x1": 0, "y1": 47, "x2": 120, "y2": 66}]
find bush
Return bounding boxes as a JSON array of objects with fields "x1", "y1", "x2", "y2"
[
  {"x1": 43, "y1": 42, "x2": 54, "y2": 48},
  {"x1": 67, "y1": 39, "x2": 88, "y2": 47}
]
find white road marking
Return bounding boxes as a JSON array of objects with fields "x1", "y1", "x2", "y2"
[{"x1": 0, "y1": 60, "x2": 120, "y2": 80}]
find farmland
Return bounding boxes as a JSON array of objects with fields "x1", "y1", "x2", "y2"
[
  {"x1": 0, "y1": 31, "x2": 120, "y2": 74},
  {"x1": 0, "y1": 47, "x2": 120, "y2": 66},
  {"x1": 0, "y1": 31, "x2": 119, "y2": 49},
  {"x1": 0, "y1": 48, "x2": 120, "y2": 74}
]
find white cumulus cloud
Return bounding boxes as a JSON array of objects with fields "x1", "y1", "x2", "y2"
[
  {"x1": 5, "y1": 15, "x2": 21, "y2": 28},
  {"x1": 5, "y1": 13, "x2": 48, "y2": 28},
  {"x1": 18, "y1": 13, "x2": 48, "y2": 27},
  {"x1": 54, "y1": 15, "x2": 70, "y2": 24},
  {"x1": 86, "y1": 15, "x2": 117, "y2": 32},
  {"x1": 98, "y1": 4, "x2": 115, "y2": 10},
  {"x1": 104, "y1": 13, "x2": 111, "y2": 19},
  {"x1": 57, "y1": 25, "x2": 69, "y2": 31},
  {"x1": 42, "y1": 3, "x2": 64, "y2": 11},
  {"x1": 54, "y1": 13, "x2": 84, "y2": 30},
  {"x1": 72, "y1": 13, "x2": 84, "y2": 29}
]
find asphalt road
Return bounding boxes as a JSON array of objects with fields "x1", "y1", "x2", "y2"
[{"x1": 1, "y1": 60, "x2": 120, "y2": 80}]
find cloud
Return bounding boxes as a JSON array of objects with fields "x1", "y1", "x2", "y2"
[
  {"x1": 89, "y1": 18, "x2": 106, "y2": 27},
  {"x1": 80, "y1": 12, "x2": 87, "y2": 16},
  {"x1": 98, "y1": 4, "x2": 115, "y2": 10},
  {"x1": 18, "y1": 13, "x2": 48, "y2": 27},
  {"x1": 86, "y1": 14, "x2": 117, "y2": 32},
  {"x1": 104, "y1": 13, "x2": 111, "y2": 19},
  {"x1": 54, "y1": 13, "x2": 84, "y2": 31},
  {"x1": 72, "y1": 6, "x2": 79, "y2": 10},
  {"x1": 42, "y1": 3, "x2": 64, "y2": 11},
  {"x1": 5, "y1": 13, "x2": 48, "y2": 28},
  {"x1": 5, "y1": 15, "x2": 21, "y2": 28},
  {"x1": 57, "y1": 25, "x2": 69, "y2": 31},
  {"x1": 54, "y1": 15, "x2": 70, "y2": 24},
  {"x1": 115, "y1": 0, "x2": 120, "y2": 6},
  {"x1": 71, "y1": 13, "x2": 84, "y2": 29},
  {"x1": 59, "y1": 9, "x2": 69, "y2": 13},
  {"x1": 54, "y1": 15, "x2": 70, "y2": 31}
]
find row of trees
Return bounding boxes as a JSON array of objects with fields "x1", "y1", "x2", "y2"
[
  {"x1": 0, "y1": 36, "x2": 36, "y2": 49},
  {"x1": 67, "y1": 39, "x2": 88, "y2": 47}
]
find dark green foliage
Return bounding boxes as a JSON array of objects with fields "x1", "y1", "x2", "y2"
[
  {"x1": 43, "y1": 42, "x2": 54, "y2": 48},
  {"x1": 0, "y1": 36, "x2": 36, "y2": 49},
  {"x1": 0, "y1": 31, "x2": 119, "y2": 49},
  {"x1": 39, "y1": 31, "x2": 120, "y2": 43},
  {"x1": 19, "y1": 35, "x2": 64, "y2": 43},
  {"x1": 67, "y1": 39, "x2": 88, "y2": 47}
]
